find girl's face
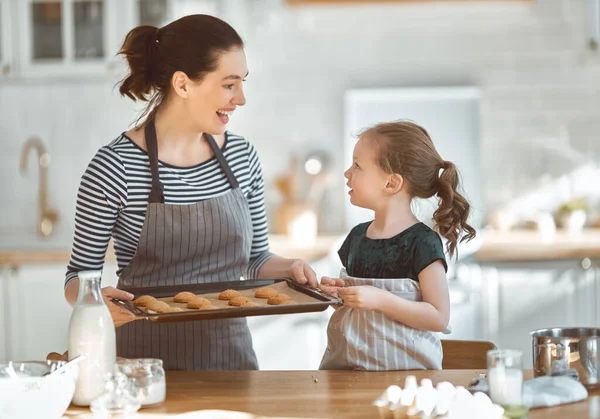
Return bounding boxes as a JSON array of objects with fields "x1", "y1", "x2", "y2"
[
  {"x1": 183, "y1": 47, "x2": 248, "y2": 135},
  {"x1": 344, "y1": 136, "x2": 391, "y2": 210}
]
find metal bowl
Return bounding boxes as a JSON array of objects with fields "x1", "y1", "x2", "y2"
[
  {"x1": 0, "y1": 360, "x2": 79, "y2": 419},
  {"x1": 531, "y1": 327, "x2": 600, "y2": 389}
]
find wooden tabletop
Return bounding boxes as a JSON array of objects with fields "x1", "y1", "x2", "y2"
[{"x1": 63, "y1": 369, "x2": 600, "y2": 418}]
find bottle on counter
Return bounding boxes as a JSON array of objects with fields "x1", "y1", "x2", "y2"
[{"x1": 68, "y1": 270, "x2": 117, "y2": 406}]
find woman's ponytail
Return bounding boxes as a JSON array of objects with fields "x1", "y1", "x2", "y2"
[{"x1": 118, "y1": 25, "x2": 160, "y2": 102}]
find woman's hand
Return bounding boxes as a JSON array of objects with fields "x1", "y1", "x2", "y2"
[
  {"x1": 319, "y1": 276, "x2": 345, "y2": 295},
  {"x1": 102, "y1": 286, "x2": 136, "y2": 328},
  {"x1": 288, "y1": 259, "x2": 318, "y2": 287},
  {"x1": 336, "y1": 286, "x2": 384, "y2": 311}
]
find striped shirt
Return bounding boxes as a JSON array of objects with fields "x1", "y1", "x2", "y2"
[{"x1": 65, "y1": 132, "x2": 273, "y2": 287}]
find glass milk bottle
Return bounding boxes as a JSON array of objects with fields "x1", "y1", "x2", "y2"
[{"x1": 68, "y1": 270, "x2": 117, "y2": 406}]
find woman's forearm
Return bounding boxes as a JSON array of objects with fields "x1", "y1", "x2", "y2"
[
  {"x1": 256, "y1": 255, "x2": 294, "y2": 279},
  {"x1": 64, "y1": 279, "x2": 80, "y2": 307},
  {"x1": 379, "y1": 292, "x2": 449, "y2": 332}
]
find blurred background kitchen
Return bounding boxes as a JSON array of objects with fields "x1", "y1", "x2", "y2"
[{"x1": 1, "y1": 0, "x2": 599, "y2": 370}]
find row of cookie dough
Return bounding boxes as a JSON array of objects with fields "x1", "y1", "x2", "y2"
[{"x1": 131, "y1": 286, "x2": 292, "y2": 313}]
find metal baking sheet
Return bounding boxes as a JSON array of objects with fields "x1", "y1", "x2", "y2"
[{"x1": 111, "y1": 278, "x2": 342, "y2": 323}]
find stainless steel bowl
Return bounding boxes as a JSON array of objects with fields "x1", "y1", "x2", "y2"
[{"x1": 531, "y1": 327, "x2": 600, "y2": 389}]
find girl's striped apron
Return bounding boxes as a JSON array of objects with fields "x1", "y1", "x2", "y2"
[
  {"x1": 115, "y1": 119, "x2": 258, "y2": 370},
  {"x1": 320, "y1": 268, "x2": 447, "y2": 371}
]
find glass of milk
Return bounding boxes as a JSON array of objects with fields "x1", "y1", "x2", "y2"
[
  {"x1": 487, "y1": 349, "x2": 524, "y2": 407},
  {"x1": 68, "y1": 270, "x2": 117, "y2": 406}
]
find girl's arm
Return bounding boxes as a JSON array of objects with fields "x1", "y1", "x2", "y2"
[
  {"x1": 380, "y1": 260, "x2": 449, "y2": 332},
  {"x1": 336, "y1": 260, "x2": 450, "y2": 332}
]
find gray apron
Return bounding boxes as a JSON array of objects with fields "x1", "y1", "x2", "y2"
[
  {"x1": 115, "y1": 119, "x2": 258, "y2": 371},
  {"x1": 319, "y1": 268, "x2": 447, "y2": 371}
]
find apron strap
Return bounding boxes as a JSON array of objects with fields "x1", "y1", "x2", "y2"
[
  {"x1": 144, "y1": 119, "x2": 165, "y2": 204},
  {"x1": 205, "y1": 133, "x2": 239, "y2": 189}
]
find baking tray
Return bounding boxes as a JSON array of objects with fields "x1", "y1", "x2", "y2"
[{"x1": 111, "y1": 278, "x2": 343, "y2": 323}]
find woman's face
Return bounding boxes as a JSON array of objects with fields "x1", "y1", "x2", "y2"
[{"x1": 184, "y1": 47, "x2": 248, "y2": 135}]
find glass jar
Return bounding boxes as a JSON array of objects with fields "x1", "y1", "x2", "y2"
[{"x1": 116, "y1": 359, "x2": 166, "y2": 407}]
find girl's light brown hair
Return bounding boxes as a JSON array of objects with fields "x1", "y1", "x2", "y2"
[{"x1": 362, "y1": 120, "x2": 476, "y2": 257}]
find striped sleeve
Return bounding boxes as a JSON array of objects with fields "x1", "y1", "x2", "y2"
[
  {"x1": 245, "y1": 142, "x2": 274, "y2": 279},
  {"x1": 65, "y1": 147, "x2": 127, "y2": 287}
]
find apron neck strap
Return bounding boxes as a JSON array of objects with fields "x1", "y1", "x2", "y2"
[
  {"x1": 144, "y1": 120, "x2": 240, "y2": 203},
  {"x1": 144, "y1": 118, "x2": 165, "y2": 204},
  {"x1": 205, "y1": 133, "x2": 239, "y2": 189}
]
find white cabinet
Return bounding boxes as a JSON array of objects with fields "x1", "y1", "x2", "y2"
[
  {"x1": 1, "y1": 261, "x2": 119, "y2": 363},
  {"x1": 4, "y1": 0, "x2": 175, "y2": 78},
  {"x1": 0, "y1": 0, "x2": 238, "y2": 78},
  {"x1": 0, "y1": 0, "x2": 13, "y2": 77},
  {"x1": 16, "y1": 0, "x2": 121, "y2": 77},
  {"x1": 247, "y1": 310, "x2": 331, "y2": 370},
  {"x1": 480, "y1": 259, "x2": 600, "y2": 368}
]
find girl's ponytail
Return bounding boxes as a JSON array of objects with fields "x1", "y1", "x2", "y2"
[{"x1": 433, "y1": 161, "x2": 476, "y2": 257}]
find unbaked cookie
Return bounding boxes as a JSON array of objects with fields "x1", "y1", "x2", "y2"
[
  {"x1": 173, "y1": 291, "x2": 197, "y2": 303},
  {"x1": 228, "y1": 296, "x2": 251, "y2": 306},
  {"x1": 167, "y1": 307, "x2": 185, "y2": 312},
  {"x1": 255, "y1": 287, "x2": 278, "y2": 298},
  {"x1": 146, "y1": 301, "x2": 171, "y2": 312},
  {"x1": 187, "y1": 297, "x2": 212, "y2": 309},
  {"x1": 133, "y1": 295, "x2": 157, "y2": 307},
  {"x1": 219, "y1": 289, "x2": 241, "y2": 300},
  {"x1": 267, "y1": 294, "x2": 292, "y2": 305}
]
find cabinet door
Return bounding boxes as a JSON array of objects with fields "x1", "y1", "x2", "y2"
[
  {"x1": 247, "y1": 310, "x2": 331, "y2": 370},
  {"x1": 5, "y1": 262, "x2": 118, "y2": 362},
  {"x1": 18, "y1": 0, "x2": 119, "y2": 77},
  {"x1": 0, "y1": 267, "x2": 11, "y2": 362},
  {"x1": 491, "y1": 261, "x2": 595, "y2": 369},
  {"x1": 0, "y1": 0, "x2": 12, "y2": 77}
]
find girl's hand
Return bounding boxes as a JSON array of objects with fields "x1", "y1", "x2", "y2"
[
  {"x1": 288, "y1": 259, "x2": 318, "y2": 287},
  {"x1": 319, "y1": 276, "x2": 345, "y2": 295},
  {"x1": 336, "y1": 286, "x2": 384, "y2": 311}
]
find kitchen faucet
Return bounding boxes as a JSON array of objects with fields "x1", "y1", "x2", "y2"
[{"x1": 19, "y1": 137, "x2": 59, "y2": 238}]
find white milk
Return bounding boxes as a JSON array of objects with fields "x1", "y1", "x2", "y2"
[
  {"x1": 488, "y1": 366, "x2": 523, "y2": 406},
  {"x1": 68, "y1": 303, "x2": 116, "y2": 406}
]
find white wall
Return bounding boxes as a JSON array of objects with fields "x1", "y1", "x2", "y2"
[{"x1": 1, "y1": 0, "x2": 600, "y2": 247}]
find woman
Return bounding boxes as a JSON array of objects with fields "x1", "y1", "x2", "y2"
[{"x1": 64, "y1": 14, "x2": 317, "y2": 371}]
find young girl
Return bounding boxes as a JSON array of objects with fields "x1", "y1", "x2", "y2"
[{"x1": 319, "y1": 120, "x2": 476, "y2": 371}]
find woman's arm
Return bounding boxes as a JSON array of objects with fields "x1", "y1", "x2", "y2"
[
  {"x1": 65, "y1": 147, "x2": 124, "y2": 293},
  {"x1": 257, "y1": 256, "x2": 318, "y2": 287},
  {"x1": 336, "y1": 260, "x2": 450, "y2": 332},
  {"x1": 64, "y1": 146, "x2": 134, "y2": 325}
]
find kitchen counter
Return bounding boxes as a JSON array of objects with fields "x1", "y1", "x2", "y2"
[
  {"x1": 62, "y1": 369, "x2": 599, "y2": 418},
  {"x1": 4, "y1": 229, "x2": 600, "y2": 267},
  {"x1": 475, "y1": 228, "x2": 600, "y2": 263},
  {"x1": 0, "y1": 234, "x2": 342, "y2": 266}
]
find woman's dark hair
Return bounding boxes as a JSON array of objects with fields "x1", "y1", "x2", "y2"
[
  {"x1": 117, "y1": 14, "x2": 244, "y2": 124},
  {"x1": 362, "y1": 121, "x2": 476, "y2": 257}
]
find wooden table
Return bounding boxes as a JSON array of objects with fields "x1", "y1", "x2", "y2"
[{"x1": 63, "y1": 370, "x2": 600, "y2": 418}]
